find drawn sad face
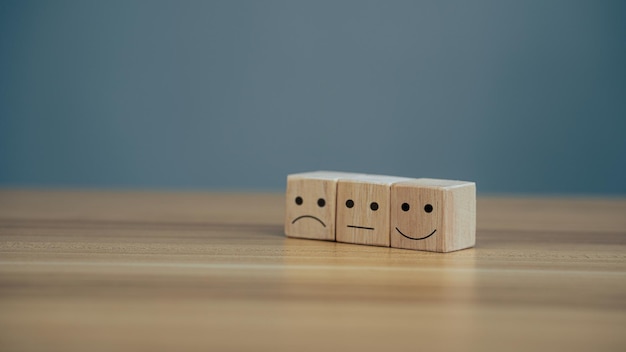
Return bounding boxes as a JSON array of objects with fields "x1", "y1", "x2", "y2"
[
  {"x1": 390, "y1": 184, "x2": 443, "y2": 250},
  {"x1": 285, "y1": 179, "x2": 336, "y2": 240}
]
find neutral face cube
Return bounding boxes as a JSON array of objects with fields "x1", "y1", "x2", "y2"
[
  {"x1": 285, "y1": 171, "x2": 362, "y2": 241},
  {"x1": 390, "y1": 179, "x2": 476, "y2": 252},
  {"x1": 336, "y1": 175, "x2": 411, "y2": 247}
]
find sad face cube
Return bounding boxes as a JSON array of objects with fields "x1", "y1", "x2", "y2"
[
  {"x1": 390, "y1": 178, "x2": 476, "y2": 252},
  {"x1": 285, "y1": 171, "x2": 362, "y2": 241}
]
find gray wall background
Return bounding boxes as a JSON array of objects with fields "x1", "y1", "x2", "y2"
[{"x1": 1, "y1": 0, "x2": 625, "y2": 194}]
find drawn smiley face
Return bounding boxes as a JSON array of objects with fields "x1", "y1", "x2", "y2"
[
  {"x1": 390, "y1": 183, "x2": 443, "y2": 250},
  {"x1": 285, "y1": 178, "x2": 337, "y2": 240},
  {"x1": 390, "y1": 179, "x2": 476, "y2": 253},
  {"x1": 394, "y1": 201, "x2": 438, "y2": 240}
]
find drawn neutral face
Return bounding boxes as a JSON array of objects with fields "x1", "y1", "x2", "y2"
[
  {"x1": 342, "y1": 196, "x2": 380, "y2": 231},
  {"x1": 335, "y1": 180, "x2": 391, "y2": 247},
  {"x1": 284, "y1": 178, "x2": 336, "y2": 240},
  {"x1": 390, "y1": 184, "x2": 443, "y2": 249}
]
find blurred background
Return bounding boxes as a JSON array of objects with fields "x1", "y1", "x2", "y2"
[{"x1": 0, "y1": 0, "x2": 624, "y2": 194}]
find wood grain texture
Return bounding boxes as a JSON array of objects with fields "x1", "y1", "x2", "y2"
[{"x1": 1, "y1": 189, "x2": 625, "y2": 352}]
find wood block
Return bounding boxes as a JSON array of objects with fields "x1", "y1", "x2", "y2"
[
  {"x1": 285, "y1": 171, "x2": 363, "y2": 241},
  {"x1": 336, "y1": 175, "x2": 411, "y2": 247},
  {"x1": 390, "y1": 178, "x2": 476, "y2": 252}
]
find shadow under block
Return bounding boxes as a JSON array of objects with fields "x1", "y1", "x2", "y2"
[
  {"x1": 284, "y1": 171, "x2": 363, "y2": 241},
  {"x1": 336, "y1": 175, "x2": 411, "y2": 247},
  {"x1": 390, "y1": 178, "x2": 476, "y2": 253}
]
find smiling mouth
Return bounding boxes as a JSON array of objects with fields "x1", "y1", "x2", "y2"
[
  {"x1": 292, "y1": 215, "x2": 326, "y2": 227},
  {"x1": 347, "y1": 225, "x2": 374, "y2": 230},
  {"x1": 395, "y1": 227, "x2": 437, "y2": 240}
]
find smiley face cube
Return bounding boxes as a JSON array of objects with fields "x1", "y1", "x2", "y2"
[
  {"x1": 336, "y1": 175, "x2": 411, "y2": 247},
  {"x1": 390, "y1": 178, "x2": 476, "y2": 252},
  {"x1": 285, "y1": 171, "x2": 363, "y2": 241}
]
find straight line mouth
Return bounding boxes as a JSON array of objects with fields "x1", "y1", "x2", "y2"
[{"x1": 347, "y1": 225, "x2": 374, "y2": 230}]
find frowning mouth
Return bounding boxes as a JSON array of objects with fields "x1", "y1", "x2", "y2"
[
  {"x1": 292, "y1": 215, "x2": 326, "y2": 227},
  {"x1": 347, "y1": 225, "x2": 374, "y2": 230}
]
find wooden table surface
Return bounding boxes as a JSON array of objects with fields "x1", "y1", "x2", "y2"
[{"x1": 1, "y1": 190, "x2": 625, "y2": 351}]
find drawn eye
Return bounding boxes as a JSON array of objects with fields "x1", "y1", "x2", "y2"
[
  {"x1": 345, "y1": 199, "x2": 354, "y2": 208},
  {"x1": 401, "y1": 203, "x2": 410, "y2": 211},
  {"x1": 295, "y1": 196, "x2": 303, "y2": 205},
  {"x1": 424, "y1": 204, "x2": 433, "y2": 213},
  {"x1": 370, "y1": 202, "x2": 379, "y2": 211},
  {"x1": 317, "y1": 198, "x2": 326, "y2": 207}
]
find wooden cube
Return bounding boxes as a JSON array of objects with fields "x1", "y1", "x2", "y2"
[
  {"x1": 336, "y1": 175, "x2": 411, "y2": 247},
  {"x1": 390, "y1": 178, "x2": 476, "y2": 252},
  {"x1": 285, "y1": 171, "x2": 363, "y2": 241}
]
